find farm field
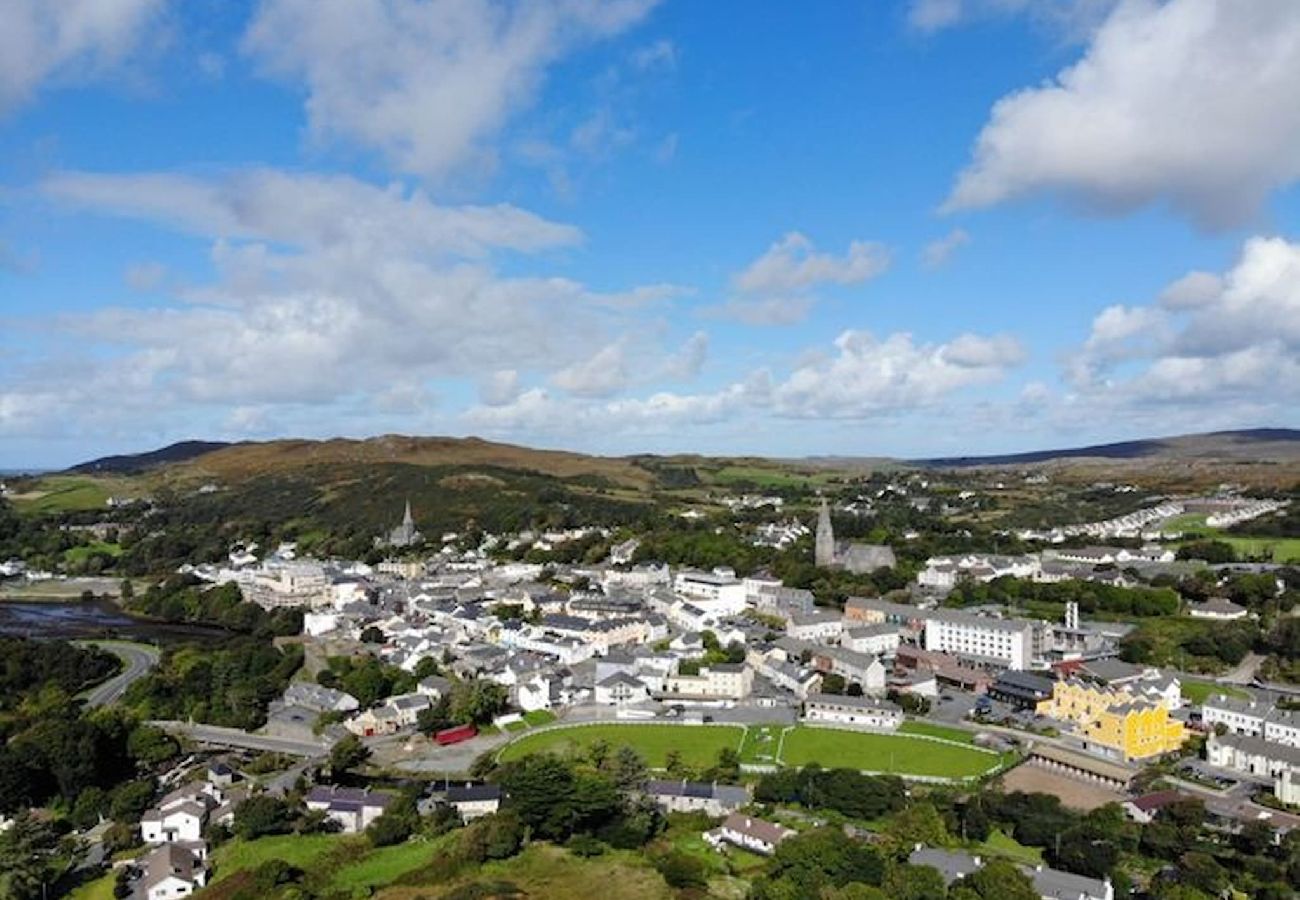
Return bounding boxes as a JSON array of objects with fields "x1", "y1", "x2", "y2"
[
  {"x1": 5, "y1": 474, "x2": 138, "y2": 513},
  {"x1": 1166, "y1": 513, "x2": 1300, "y2": 562},
  {"x1": 497, "y1": 723, "x2": 746, "y2": 768},
  {"x1": 499, "y1": 723, "x2": 1005, "y2": 779}
]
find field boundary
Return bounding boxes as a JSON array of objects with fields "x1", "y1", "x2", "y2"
[{"x1": 496, "y1": 720, "x2": 1014, "y2": 782}]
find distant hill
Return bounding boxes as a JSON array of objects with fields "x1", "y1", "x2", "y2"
[
  {"x1": 70, "y1": 441, "x2": 235, "y2": 475},
  {"x1": 914, "y1": 428, "x2": 1300, "y2": 468}
]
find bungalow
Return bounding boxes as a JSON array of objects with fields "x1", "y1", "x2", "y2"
[
  {"x1": 1187, "y1": 598, "x2": 1249, "y2": 621},
  {"x1": 908, "y1": 847, "x2": 1113, "y2": 900},
  {"x1": 445, "y1": 783, "x2": 503, "y2": 821},
  {"x1": 305, "y1": 786, "x2": 393, "y2": 833},
  {"x1": 803, "y1": 693, "x2": 902, "y2": 730},
  {"x1": 140, "y1": 843, "x2": 208, "y2": 900},
  {"x1": 643, "y1": 780, "x2": 749, "y2": 816},
  {"x1": 704, "y1": 813, "x2": 795, "y2": 856}
]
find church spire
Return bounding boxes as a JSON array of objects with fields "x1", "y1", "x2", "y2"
[
  {"x1": 815, "y1": 496, "x2": 835, "y2": 567},
  {"x1": 403, "y1": 499, "x2": 413, "y2": 527}
]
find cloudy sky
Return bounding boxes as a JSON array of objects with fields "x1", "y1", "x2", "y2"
[{"x1": 2, "y1": 0, "x2": 1299, "y2": 467}]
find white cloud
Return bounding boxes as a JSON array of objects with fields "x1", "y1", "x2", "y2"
[
  {"x1": 661, "y1": 331, "x2": 708, "y2": 381},
  {"x1": 551, "y1": 341, "x2": 630, "y2": 398},
  {"x1": 921, "y1": 228, "x2": 971, "y2": 269},
  {"x1": 908, "y1": 0, "x2": 1118, "y2": 36},
  {"x1": 0, "y1": 0, "x2": 166, "y2": 114},
  {"x1": 772, "y1": 330, "x2": 1025, "y2": 418},
  {"x1": 711, "y1": 232, "x2": 890, "y2": 325},
  {"x1": 630, "y1": 38, "x2": 676, "y2": 71},
  {"x1": 945, "y1": 0, "x2": 1300, "y2": 229},
  {"x1": 3, "y1": 166, "x2": 691, "y2": 440},
  {"x1": 480, "y1": 369, "x2": 522, "y2": 407},
  {"x1": 734, "y1": 232, "x2": 890, "y2": 295},
  {"x1": 243, "y1": 0, "x2": 658, "y2": 181},
  {"x1": 1065, "y1": 235, "x2": 1300, "y2": 409},
  {"x1": 44, "y1": 168, "x2": 581, "y2": 258}
]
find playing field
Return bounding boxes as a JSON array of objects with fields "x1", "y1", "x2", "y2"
[
  {"x1": 497, "y1": 723, "x2": 746, "y2": 768},
  {"x1": 499, "y1": 723, "x2": 1005, "y2": 779},
  {"x1": 778, "y1": 727, "x2": 1002, "y2": 778}
]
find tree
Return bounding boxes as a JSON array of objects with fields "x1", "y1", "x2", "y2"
[
  {"x1": 664, "y1": 749, "x2": 688, "y2": 779},
  {"x1": 451, "y1": 679, "x2": 508, "y2": 726},
  {"x1": 0, "y1": 813, "x2": 63, "y2": 900},
  {"x1": 709, "y1": 747, "x2": 741, "y2": 782},
  {"x1": 328, "y1": 734, "x2": 372, "y2": 775},
  {"x1": 368, "y1": 795, "x2": 418, "y2": 847},
  {"x1": 958, "y1": 859, "x2": 1039, "y2": 900},
  {"x1": 610, "y1": 746, "x2": 648, "y2": 790},
  {"x1": 884, "y1": 862, "x2": 949, "y2": 900},
  {"x1": 587, "y1": 738, "x2": 612, "y2": 771},
  {"x1": 417, "y1": 695, "x2": 454, "y2": 735},
  {"x1": 653, "y1": 849, "x2": 709, "y2": 889},
  {"x1": 233, "y1": 795, "x2": 296, "y2": 840},
  {"x1": 360, "y1": 626, "x2": 386, "y2": 644}
]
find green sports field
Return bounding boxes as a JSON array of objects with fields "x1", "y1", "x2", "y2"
[
  {"x1": 499, "y1": 723, "x2": 1005, "y2": 779},
  {"x1": 778, "y1": 727, "x2": 1000, "y2": 778},
  {"x1": 497, "y1": 723, "x2": 746, "y2": 768}
]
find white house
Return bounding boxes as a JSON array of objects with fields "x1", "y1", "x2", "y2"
[
  {"x1": 445, "y1": 784, "x2": 503, "y2": 821},
  {"x1": 704, "y1": 813, "x2": 795, "y2": 856},
  {"x1": 1207, "y1": 733, "x2": 1300, "y2": 781},
  {"x1": 662, "y1": 663, "x2": 753, "y2": 700},
  {"x1": 305, "y1": 786, "x2": 393, "y2": 833},
  {"x1": 644, "y1": 780, "x2": 749, "y2": 816},
  {"x1": 140, "y1": 843, "x2": 208, "y2": 900},
  {"x1": 516, "y1": 674, "x2": 552, "y2": 712},
  {"x1": 803, "y1": 693, "x2": 902, "y2": 730},
  {"x1": 1187, "y1": 598, "x2": 1249, "y2": 621},
  {"x1": 140, "y1": 783, "x2": 226, "y2": 845},
  {"x1": 787, "y1": 611, "x2": 844, "y2": 643},
  {"x1": 843, "y1": 623, "x2": 902, "y2": 658},
  {"x1": 595, "y1": 671, "x2": 651, "y2": 706}
]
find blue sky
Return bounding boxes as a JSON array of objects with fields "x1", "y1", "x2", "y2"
[{"x1": 2, "y1": 0, "x2": 1298, "y2": 468}]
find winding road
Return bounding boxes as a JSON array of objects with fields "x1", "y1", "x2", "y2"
[{"x1": 77, "y1": 640, "x2": 160, "y2": 708}]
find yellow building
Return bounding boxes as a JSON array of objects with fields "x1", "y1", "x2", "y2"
[{"x1": 1037, "y1": 679, "x2": 1186, "y2": 762}]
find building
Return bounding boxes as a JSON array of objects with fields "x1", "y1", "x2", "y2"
[
  {"x1": 1202, "y1": 697, "x2": 1300, "y2": 747},
  {"x1": 1187, "y1": 597, "x2": 1249, "y2": 621},
  {"x1": 643, "y1": 780, "x2": 750, "y2": 816},
  {"x1": 1207, "y1": 732, "x2": 1300, "y2": 781},
  {"x1": 1037, "y1": 680, "x2": 1186, "y2": 762},
  {"x1": 140, "y1": 783, "x2": 227, "y2": 845},
  {"x1": 988, "y1": 671, "x2": 1056, "y2": 710},
  {"x1": 842, "y1": 623, "x2": 902, "y2": 657},
  {"x1": 305, "y1": 786, "x2": 393, "y2": 833},
  {"x1": 595, "y1": 671, "x2": 651, "y2": 706},
  {"x1": 787, "y1": 610, "x2": 844, "y2": 643},
  {"x1": 283, "y1": 682, "x2": 360, "y2": 713},
  {"x1": 704, "y1": 813, "x2": 796, "y2": 856},
  {"x1": 444, "y1": 783, "x2": 503, "y2": 821},
  {"x1": 815, "y1": 499, "x2": 896, "y2": 573},
  {"x1": 803, "y1": 693, "x2": 902, "y2": 730},
  {"x1": 140, "y1": 843, "x2": 208, "y2": 900},
  {"x1": 377, "y1": 500, "x2": 423, "y2": 548},
  {"x1": 811, "y1": 647, "x2": 887, "y2": 694},
  {"x1": 908, "y1": 847, "x2": 1113, "y2": 900},
  {"x1": 923, "y1": 610, "x2": 1034, "y2": 671},
  {"x1": 663, "y1": 663, "x2": 754, "y2": 701},
  {"x1": 673, "y1": 569, "x2": 748, "y2": 613}
]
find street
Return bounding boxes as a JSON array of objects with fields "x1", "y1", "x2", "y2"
[{"x1": 77, "y1": 640, "x2": 160, "y2": 708}]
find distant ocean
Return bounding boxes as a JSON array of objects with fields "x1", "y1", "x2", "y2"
[{"x1": 0, "y1": 469, "x2": 49, "y2": 476}]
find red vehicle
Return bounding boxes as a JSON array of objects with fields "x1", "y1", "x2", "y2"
[{"x1": 434, "y1": 724, "x2": 478, "y2": 745}]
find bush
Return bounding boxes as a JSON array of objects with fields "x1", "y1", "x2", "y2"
[{"x1": 652, "y1": 849, "x2": 709, "y2": 889}]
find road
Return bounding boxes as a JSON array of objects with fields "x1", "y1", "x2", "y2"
[
  {"x1": 150, "y1": 721, "x2": 333, "y2": 758},
  {"x1": 1218, "y1": 652, "x2": 1266, "y2": 685},
  {"x1": 78, "y1": 640, "x2": 160, "y2": 707}
]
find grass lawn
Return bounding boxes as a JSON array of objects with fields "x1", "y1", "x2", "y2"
[
  {"x1": 64, "y1": 541, "x2": 123, "y2": 564},
  {"x1": 67, "y1": 873, "x2": 116, "y2": 900},
  {"x1": 210, "y1": 834, "x2": 344, "y2": 882},
  {"x1": 899, "y1": 720, "x2": 978, "y2": 745},
  {"x1": 498, "y1": 723, "x2": 745, "y2": 768},
  {"x1": 1166, "y1": 513, "x2": 1300, "y2": 563},
  {"x1": 326, "y1": 838, "x2": 440, "y2": 892},
  {"x1": 522, "y1": 709, "x2": 558, "y2": 726},
  {"x1": 375, "y1": 843, "x2": 674, "y2": 900},
  {"x1": 977, "y1": 829, "x2": 1044, "y2": 865},
  {"x1": 1182, "y1": 679, "x2": 1251, "y2": 705},
  {"x1": 503, "y1": 719, "x2": 528, "y2": 732},
  {"x1": 778, "y1": 727, "x2": 1001, "y2": 779},
  {"x1": 738, "y1": 724, "x2": 786, "y2": 764}
]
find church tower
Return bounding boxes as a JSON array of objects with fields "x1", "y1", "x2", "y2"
[
  {"x1": 402, "y1": 499, "x2": 414, "y2": 530},
  {"x1": 815, "y1": 497, "x2": 835, "y2": 567}
]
